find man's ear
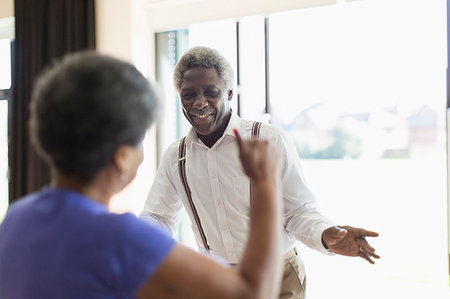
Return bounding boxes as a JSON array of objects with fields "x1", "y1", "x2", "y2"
[{"x1": 227, "y1": 89, "x2": 233, "y2": 101}]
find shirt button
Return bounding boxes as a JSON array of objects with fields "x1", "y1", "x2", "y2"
[{"x1": 211, "y1": 173, "x2": 217, "y2": 179}]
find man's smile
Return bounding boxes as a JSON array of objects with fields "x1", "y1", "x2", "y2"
[
  {"x1": 190, "y1": 109, "x2": 215, "y2": 120},
  {"x1": 191, "y1": 113, "x2": 213, "y2": 119}
]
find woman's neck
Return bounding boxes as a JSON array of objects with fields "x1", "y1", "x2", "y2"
[{"x1": 51, "y1": 170, "x2": 115, "y2": 206}]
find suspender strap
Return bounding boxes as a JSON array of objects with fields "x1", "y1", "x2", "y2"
[
  {"x1": 250, "y1": 121, "x2": 262, "y2": 203},
  {"x1": 178, "y1": 137, "x2": 211, "y2": 252},
  {"x1": 178, "y1": 121, "x2": 261, "y2": 253},
  {"x1": 251, "y1": 121, "x2": 262, "y2": 139}
]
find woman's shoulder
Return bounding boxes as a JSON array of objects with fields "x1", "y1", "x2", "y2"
[{"x1": 101, "y1": 212, "x2": 175, "y2": 245}]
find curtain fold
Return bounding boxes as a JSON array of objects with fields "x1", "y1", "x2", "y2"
[{"x1": 9, "y1": 0, "x2": 96, "y2": 203}]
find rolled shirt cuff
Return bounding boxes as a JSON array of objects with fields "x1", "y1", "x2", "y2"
[{"x1": 314, "y1": 222, "x2": 336, "y2": 255}]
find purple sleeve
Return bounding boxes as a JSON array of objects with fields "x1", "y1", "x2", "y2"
[{"x1": 104, "y1": 213, "x2": 176, "y2": 296}]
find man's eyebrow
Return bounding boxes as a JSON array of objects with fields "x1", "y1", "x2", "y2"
[{"x1": 204, "y1": 85, "x2": 220, "y2": 90}]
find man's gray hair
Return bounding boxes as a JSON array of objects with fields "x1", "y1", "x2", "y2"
[{"x1": 173, "y1": 46, "x2": 234, "y2": 93}]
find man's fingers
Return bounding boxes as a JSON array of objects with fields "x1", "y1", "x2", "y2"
[
  {"x1": 364, "y1": 242, "x2": 376, "y2": 253},
  {"x1": 341, "y1": 225, "x2": 379, "y2": 239},
  {"x1": 370, "y1": 251, "x2": 380, "y2": 259},
  {"x1": 359, "y1": 250, "x2": 376, "y2": 264},
  {"x1": 359, "y1": 245, "x2": 380, "y2": 263},
  {"x1": 360, "y1": 230, "x2": 379, "y2": 238},
  {"x1": 358, "y1": 237, "x2": 380, "y2": 260}
]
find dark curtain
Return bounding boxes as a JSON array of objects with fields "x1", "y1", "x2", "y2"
[{"x1": 9, "y1": 0, "x2": 96, "y2": 203}]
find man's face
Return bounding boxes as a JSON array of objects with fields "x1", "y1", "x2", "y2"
[{"x1": 179, "y1": 67, "x2": 232, "y2": 137}]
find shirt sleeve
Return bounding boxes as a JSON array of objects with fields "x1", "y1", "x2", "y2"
[
  {"x1": 268, "y1": 126, "x2": 335, "y2": 254},
  {"x1": 139, "y1": 142, "x2": 184, "y2": 235},
  {"x1": 108, "y1": 213, "x2": 177, "y2": 296}
]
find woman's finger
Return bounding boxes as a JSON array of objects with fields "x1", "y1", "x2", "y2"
[{"x1": 233, "y1": 129, "x2": 243, "y2": 150}]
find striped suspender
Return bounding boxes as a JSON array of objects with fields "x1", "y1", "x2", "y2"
[
  {"x1": 250, "y1": 122, "x2": 262, "y2": 203},
  {"x1": 178, "y1": 121, "x2": 262, "y2": 253},
  {"x1": 251, "y1": 121, "x2": 262, "y2": 139},
  {"x1": 178, "y1": 136, "x2": 211, "y2": 252}
]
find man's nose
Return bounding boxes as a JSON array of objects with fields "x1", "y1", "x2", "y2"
[{"x1": 193, "y1": 95, "x2": 208, "y2": 110}]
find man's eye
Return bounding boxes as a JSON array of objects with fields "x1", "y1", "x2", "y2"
[
  {"x1": 182, "y1": 94, "x2": 195, "y2": 100},
  {"x1": 205, "y1": 92, "x2": 219, "y2": 97}
]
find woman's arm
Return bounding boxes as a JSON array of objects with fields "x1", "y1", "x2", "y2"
[{"x1": 137, "y1": 131, "x2": 281, "y2": 299}]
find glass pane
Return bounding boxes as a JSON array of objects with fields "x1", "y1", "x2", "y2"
[
  {"x1": 155, "y1": 30, "x2": 189, "y2": 153},
  {"x1": 189, "y1": 19, "x2": 238, "y2": 112},
  {"x1": 269, "y1": 0, "x2": 448, "y2": 298},
  {"x1": 239, "y1": 15, "x2": 266, "y2": 120},
  {"x1": 153, "y1": 21, "x2": 239, "y2": 248},
  {"x1": 154, "y1": 30, "x2": 196, "y2": 249},
  {"x1": 0, "y1": 39, "x2": 11, "y2": 89}
]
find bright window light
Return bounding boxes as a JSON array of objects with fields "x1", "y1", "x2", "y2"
[
  {"x1": 269, "y1": 1, "x2": 448, "y2": 298},
  {"x1": 0, "y1": 39, "x2": 11, "y2": 89}
]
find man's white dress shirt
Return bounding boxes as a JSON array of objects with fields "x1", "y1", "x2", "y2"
[{"x1": 141, "y1": 112, "x2": 334, "y2": 264}]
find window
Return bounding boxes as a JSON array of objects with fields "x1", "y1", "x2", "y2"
[
  {"x1": 238, "y1": 16, "x2": 266, "y2": 119},
  {"x1": 269, "y1": 1, "x2": 447, "y2": 298},
  {"x1": 152, "y1": 1, "x2": 449, "y2": 297},
  {"x1": 0, "y1": 38, "x2": 12, "y2": 221}
]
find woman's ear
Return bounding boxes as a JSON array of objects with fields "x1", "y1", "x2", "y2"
[
  {"x1": 112, "y1": 145, "x2": 135, "y2": 188},
  {"x1": 112, "y1": 144, "x2": 144, "y2": 188},
  {"x1": 112, "y1": 145, "x2": 132, "y2": 174}
]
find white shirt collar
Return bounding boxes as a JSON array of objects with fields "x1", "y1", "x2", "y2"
[{"x1": 186, "y1": 110, "x2": 242, "y2": 146}]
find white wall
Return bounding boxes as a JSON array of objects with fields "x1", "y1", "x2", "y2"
[
  {"x1": 144, "y1": 0, "x2": 335, "y2": 32},
  {"x1": 0, "y1": 0, "x2": 13, "y2": 40},
  {"x1": 0, "y1": 0, "x2": 13, "y2": 19},
  {"x1": 95, "y1": 0, "x2": 132, "y2": 62},
  {"x1": 96, "y1": 0, "x2": 338, "y2": 79}
]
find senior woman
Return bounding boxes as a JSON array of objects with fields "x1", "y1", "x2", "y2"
[{"x1": 0, "y1": 51, "x2": 281, "y2": 299}]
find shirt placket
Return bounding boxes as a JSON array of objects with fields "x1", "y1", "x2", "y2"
[{"x1": 207, "y1": 147, "x2": 236, "y2": 262}]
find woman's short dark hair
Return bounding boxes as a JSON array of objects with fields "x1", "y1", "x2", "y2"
[{"x1": 29, "y1": 51, "x2": 159, "y2": 182}]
